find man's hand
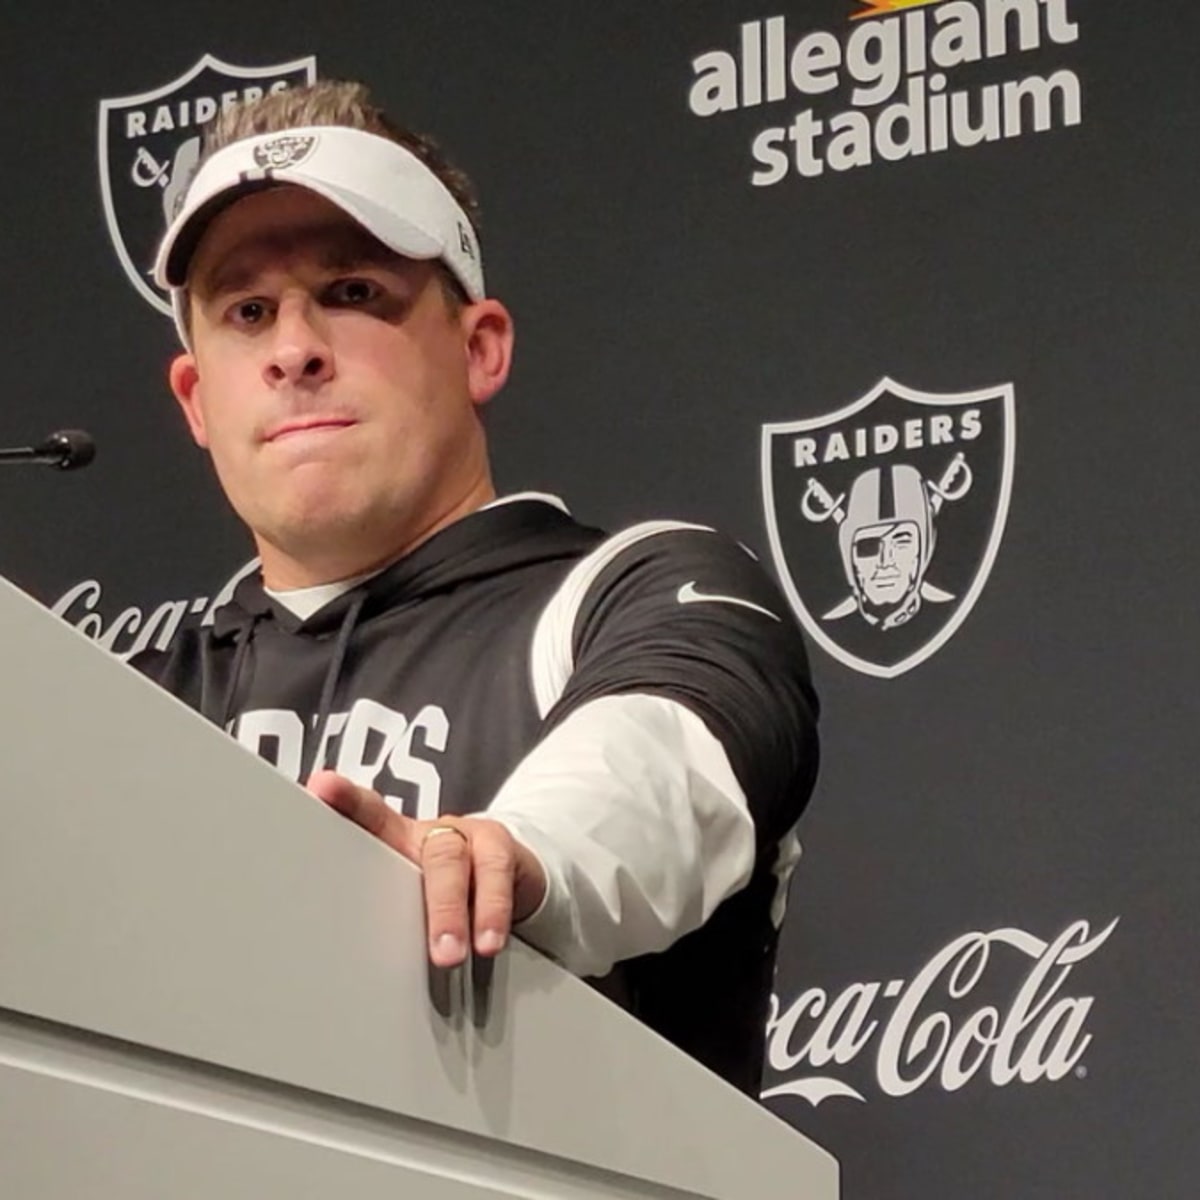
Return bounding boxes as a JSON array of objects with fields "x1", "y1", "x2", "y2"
[{"x1": 306, "y1": 770, "x2": 547, "y2": 968}]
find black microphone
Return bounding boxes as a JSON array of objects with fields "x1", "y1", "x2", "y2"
[{"x1": 0, "y1": 429, "x2": 96, "y2": 471}]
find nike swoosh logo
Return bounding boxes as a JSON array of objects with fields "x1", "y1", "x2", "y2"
[{"x1": 677, "y1": 581, "x2": 781, "y2": 621}]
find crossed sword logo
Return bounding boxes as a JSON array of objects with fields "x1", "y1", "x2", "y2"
[
  {"x1": 131, "y1": 146, "x2": 171, "y2": 189},
  {"x1": 801, "y1": 452, "x2": 972, "y2": 622}
]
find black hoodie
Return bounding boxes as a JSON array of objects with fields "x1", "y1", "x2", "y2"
[{"x1": 134, "y1": 496, "x2": 819, "y2": 1094}]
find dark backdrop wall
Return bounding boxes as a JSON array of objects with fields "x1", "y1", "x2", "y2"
[{"x1": 3, "y1": 4, "x2": 1196, "y2": 1197}]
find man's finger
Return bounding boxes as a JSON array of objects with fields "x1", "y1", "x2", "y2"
[
  {"x1": 466, "y1": 824, "x2": 516, "y2": 957},
  {"x1": 306, "y1": 769, "x2": 384, "y2": 829},
  {"x1": 420, "y1": 822, "x2": 472, "y2": 967},
  {"x1": 305, "y1": 780, "x2": 535, "y2": 968},
  {"x1": 306, "y1": 770, "x2": 421, "y2": 859}
]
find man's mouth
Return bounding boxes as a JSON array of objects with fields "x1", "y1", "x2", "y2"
[{"x1": 265, "y1": 417, "x2": 358, "y2": 442}]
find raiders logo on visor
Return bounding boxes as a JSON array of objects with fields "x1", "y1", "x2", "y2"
[{"x1": 252, "y1": 134, "x2": 318, "y2": 170}]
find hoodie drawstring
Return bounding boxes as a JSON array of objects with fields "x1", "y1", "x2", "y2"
[
  {"x1": 209, "y1": 615, "x2": 260, "y2": 732},
  {"x1": 299, "y1": 592, "x2": 367, "y2": 784}
]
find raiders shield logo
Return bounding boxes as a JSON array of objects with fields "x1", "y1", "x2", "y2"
[
  {"x1": 98, "y1": 54, "x2": 317, "y2": 315},
  {"x1": 252, "y1": 134, "x2": 318, "y2": 170},
  {"x1": 762, "y1": 378, "x2": 1015, "y2": 678}
]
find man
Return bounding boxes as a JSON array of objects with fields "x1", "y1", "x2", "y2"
[{"x1": 135, "y1": 80, "x2": 819, "y2": 1094}]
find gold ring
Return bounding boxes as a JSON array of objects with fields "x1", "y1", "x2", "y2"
[{"x1": 423, "y1": 823, "x2": 469, "y2": 850}]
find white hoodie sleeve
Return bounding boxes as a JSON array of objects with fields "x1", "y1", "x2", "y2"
[{"x1": 486, "y1": 692, "x2": 755, "y2": 978}]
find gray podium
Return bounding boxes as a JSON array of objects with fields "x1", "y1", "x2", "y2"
[{"x1": 0, "y1": 575, "x2": 838, "y2": 1199}]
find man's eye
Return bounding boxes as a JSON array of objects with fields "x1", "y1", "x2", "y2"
[
  {"x1": 231, "y1": 299, "x2": 269, "y2": 325},
  {"x1": 327, "y1": 278, "x2": 381, "y2": 305}
]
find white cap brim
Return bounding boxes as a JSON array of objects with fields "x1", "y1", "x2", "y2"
[{"x1": 153, "y1": 125, "x2": 485, "y2": 341}]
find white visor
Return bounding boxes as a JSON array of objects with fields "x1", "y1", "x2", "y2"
[{"x1": 152, "y1": 125, "x2": 484, "y2": 344}]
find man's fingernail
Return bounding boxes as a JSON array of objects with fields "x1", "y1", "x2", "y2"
[
  {"x1": 477, "y1": 929, "x2": 505, "y2": 955},
  {"x1": 434, "y1": 933, "x2": 466, "y2": 962}
]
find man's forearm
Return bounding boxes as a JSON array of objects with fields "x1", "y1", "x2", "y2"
[{"x1": 486, "y1": 692, "x2": 756, "y2": 977}]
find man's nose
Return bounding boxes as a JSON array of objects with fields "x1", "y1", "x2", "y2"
[{"x1": 264, "y1": 296, "x2": 334, "y2": 387}]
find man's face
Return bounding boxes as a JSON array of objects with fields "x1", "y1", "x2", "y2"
[
  {"x1": 169, "y1": 186, "x2": 512, "y2": 586},
  {"x1": 851, "y1": 520, "x2": 922, "y2": 609}
]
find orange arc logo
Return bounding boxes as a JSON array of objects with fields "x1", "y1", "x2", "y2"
[{"x1": 851, "y1": 0, "x2": 944, "y2": 20}]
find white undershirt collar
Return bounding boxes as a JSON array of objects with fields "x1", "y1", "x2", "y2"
[{"x1": 264, "y1": 493, "x2": 568, "y2": 620}]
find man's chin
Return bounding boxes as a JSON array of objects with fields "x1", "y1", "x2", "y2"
[
  {"x1": 254, "y1": 506, "x2": 370, "y2": 557},
  {"x1": 254, "y1": 496, "x2": 421, "y2": 573}
]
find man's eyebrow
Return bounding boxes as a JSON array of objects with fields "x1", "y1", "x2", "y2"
[
  {"x1": 314, "y1": 230, "x2": 409, "y2": 272},
  {"x1": 195, "y1": 224, "x2": 411, "y2": 299}
]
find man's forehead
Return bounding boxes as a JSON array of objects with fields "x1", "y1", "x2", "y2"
[{"x1": 189, "y1": 190, "x2": 410, "y2": 295}]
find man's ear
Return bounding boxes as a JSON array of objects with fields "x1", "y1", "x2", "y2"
[
  {"x1": 462, "y1": 299, "x2": 515, "y2": 407},
  {"x1": 168, "y1": 353, "x2": 209, "y2": 448}
]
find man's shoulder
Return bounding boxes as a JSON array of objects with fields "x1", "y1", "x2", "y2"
[
  {"x1": 527, "y1": 513, "x2": 807, "y2": 697},
  {"x1": 572, "y1": 518, "x2": 787, "y2": 620}
]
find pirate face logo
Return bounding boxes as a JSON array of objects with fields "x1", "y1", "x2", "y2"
[
  {"x1": 763, "y1": 378, "x2": 1015, "y2": 677},
  {"x1": 252, "y1": 134, "x2": 317, "y2": 171},
  {"x1": 98, "y1": 54, "x2": 317, "y2": 315}
]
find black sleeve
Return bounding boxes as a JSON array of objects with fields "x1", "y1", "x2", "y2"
[{"x1": 543, "y1": 527, "x2": 820, "y2": 846}]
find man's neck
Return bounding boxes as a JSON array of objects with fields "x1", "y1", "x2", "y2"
[{"x1": 258, "y1": 480, "x2": 496, "y2": 590}]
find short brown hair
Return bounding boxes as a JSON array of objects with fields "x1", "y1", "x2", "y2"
[{"x1": 199, "y1": 79, "x2": 482, "y2": 237}]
